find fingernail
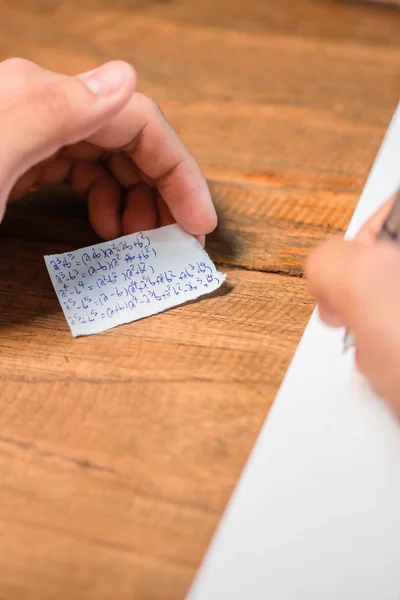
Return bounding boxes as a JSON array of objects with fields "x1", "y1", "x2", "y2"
[
  {"x1": 195, "y1": 234, "x2": 206, "y2": 248},
  {"x1": 78, "y1": 62, "x2": 125, "y2": 97}
]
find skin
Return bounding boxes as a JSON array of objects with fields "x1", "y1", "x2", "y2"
[
  {"x1": 0, "y1": 58, "x2": 217, "y2": 246},
  {"x1": 306, "y1": 193, "x2": 400, "y2": 414}
]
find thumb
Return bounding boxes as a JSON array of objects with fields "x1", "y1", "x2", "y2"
[
  {"x1": 306, "y1": 239, "x2": 400, "y2": 408},
  {"x1": 0, "y1": 60, "x2": 136, "y2": 219}
]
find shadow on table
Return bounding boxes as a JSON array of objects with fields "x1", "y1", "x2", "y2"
[
  {"x1": 0, "y1": 189, "x2": 99, "y2": 334},
  {"x1": 207, "y1": 213, "x2": 238, "y2": 265},
  {"x1": 0, "y1": 189, "x2": 234, "y2": 334}
]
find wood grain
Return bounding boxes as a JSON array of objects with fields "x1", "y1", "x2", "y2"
[
  {"x1": 1, "y1": 1, "x2": 398, "y2": 273},
  {"x1": 0, "y1": 218, "x2": 312, "y2": 599},
  {"x1": 0, "y1": 0, "x2": 399, "y2": 598}
]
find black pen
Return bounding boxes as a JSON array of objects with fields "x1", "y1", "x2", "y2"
[{"x1": 343, "y1": 188, "x2": 400, "y2": 352}]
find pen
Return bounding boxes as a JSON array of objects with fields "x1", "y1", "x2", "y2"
[{"x1": 343, "y1": 188, "x2": 400, "y2": 352}]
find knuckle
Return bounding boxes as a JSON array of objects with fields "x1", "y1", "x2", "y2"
[
  {"x1": 122, "y1": 94, "x2": 168, "y2": 155},
  {"x1": 137, "y1": 93, "x2": 167, "y2": 121},
  {"x1": 0, "y1": 57, "x2": 35, "y2": 75}
]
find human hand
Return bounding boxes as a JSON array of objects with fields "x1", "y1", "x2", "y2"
[
  {"x1": 0, "y1": 58, "x2": 216, "y2": 244},
  {"x1": 306, "y1": 193, "x2": 400, "y2": 413}
]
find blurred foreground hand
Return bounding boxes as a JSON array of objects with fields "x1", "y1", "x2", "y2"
[{"x1": 306, "y1": 194, "x2": 400, "y2": 414}]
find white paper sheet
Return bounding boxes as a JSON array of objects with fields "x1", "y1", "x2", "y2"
[
  {"x1": 188, "y1": 102, "x2": 400, "y2": 600},
  {"x1": 44, "y1": 224, "x2": 226, "y2": 337}
]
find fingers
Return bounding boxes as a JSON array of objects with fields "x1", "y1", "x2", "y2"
[
  {"x1": 122, "y1": 184, "x2": 158, "y2": 234},
  {"x1": 8, "y1": 166, "x2": 41, "y2": 202},
  {"x1": 63, "y1": 141, "x2": 104, "y2": 162},
  {"x1": 312, "y1": 191, "x2": 398, "y2": 326},
  {"x1": 307, "y1": 240, "x2": 372, "y2": 327},
  {"x1": 86, "y1": 93, "x2": 217, "y2": 236},
  {"x1": 107, "y1": 152, "x2": 141, "y2": 188},
  {"x1": 70, "y1": 160, "x2": 122, "y2": 240},
  {"x1": 0, "y1": 60, "x2": 136, "y2": 221},
  {"x1": 38, "y1": 156, "x2": 72, "y2": 186},
  {"x1": 355, "y1": 193, "x2": 396, "y2": 244},
  {"x1": 0, "y1": 58, "x2": 215, "y2": 240},
  {"x1": 157, "y1": 193, "x2": 175, "y2": 226},
  {"x1": 88, "y1": 179, "x2": 122, "y2": 241},
  {"x1": 306, "y1": 239, "x2": 400, "y2": 411},
  {"x1": 9, "y1": 156, "x2": 73, "y2": 202}
]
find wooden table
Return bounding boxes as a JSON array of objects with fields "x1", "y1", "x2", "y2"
[{"x1": 0, "y1": 1, "x2": 398, "y2": 598}]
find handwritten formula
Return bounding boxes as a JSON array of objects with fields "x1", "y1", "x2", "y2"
[{"x1": 44, "y1": 224, "x2": 226, "y2": 337}]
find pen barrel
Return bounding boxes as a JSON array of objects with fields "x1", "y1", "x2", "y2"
[
  {"x1": 377, "y1": 226, "x2": 398, "y2": 242},
  {"x1": 378, "y1": 190, "x2": 400, "y2": 243}
]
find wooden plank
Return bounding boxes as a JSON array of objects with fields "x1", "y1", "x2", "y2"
[
  {"x1": 0, "y1": 4, "x2": 398, "y2": 273},
  {"x1": 0, "y1": 234, "x2": 312, "y2": 387},
  {"x1": 3, "y1": 0, "x2": 400, "y2": 47},
  {"x1": 1, "y1": 183, "x2": 353, "y2": 275},
  {"x1": 0, "y1": 228, "x2": 312, "y2": 599},
  {"x1": 1, "y1": 5, "x2": 399, "y2": 125}
]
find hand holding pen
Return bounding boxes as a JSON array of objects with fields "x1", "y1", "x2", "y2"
[
  {"x1": 343, "y1": 189, "x2": 400, "y2": 352},
  {"x1": 306, "y1": 189, "x2": 400, "y2": 415}
]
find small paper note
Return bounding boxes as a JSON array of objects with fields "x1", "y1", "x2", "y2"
[{"x1": 44, "y1": 224, "x2": 226, "y2": 337}]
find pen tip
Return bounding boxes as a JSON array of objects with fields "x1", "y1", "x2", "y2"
[{"x1": 343, "y1": 331, "x2": 354, "y2": 353}]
